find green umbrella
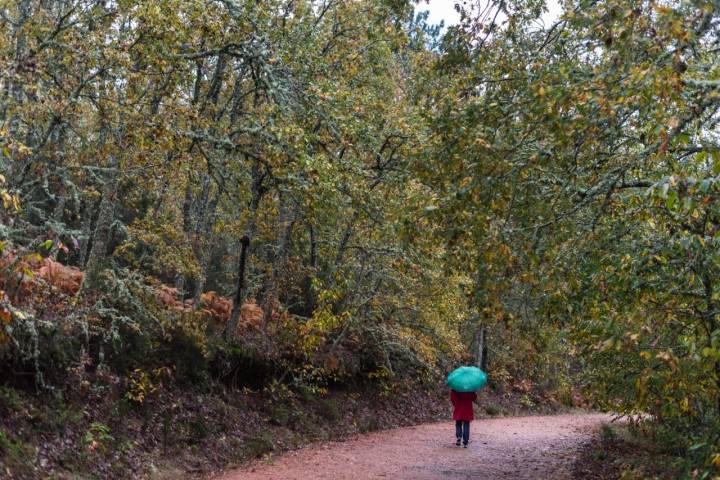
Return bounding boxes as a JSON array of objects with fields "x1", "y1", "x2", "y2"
[{"x1": 446, "y1": 366, "x2": 488, "y2": 392}]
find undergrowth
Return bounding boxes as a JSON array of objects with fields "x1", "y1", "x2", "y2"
[{"x1": 0, "y1": 243, "x2": 572, "y2": 478}]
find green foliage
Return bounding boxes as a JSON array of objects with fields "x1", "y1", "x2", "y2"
[
  {"x1": 0, "y1": 386, "x2": 23, "y2": 414},
  {"x1": 268, "y1": 402, "x2": 291, "y2": 427},
  {"x1": 161, "y1": 326, "x2": 209, "y2": 387},
  {"x1": 185, "y1": 416, "x2": 211, "y2": 445},
  {"x1": 0, "y1": 0, "x2": 466, "y2": 400},
  {"x1": 484, "y1": 404, "x2": 502, "y2": 416},
  {"x1": 358, "y1": 416, "x2": 380, "y2": 434},
  {"x1": 317, "y1": 398, "x2": 341, "y2": 423},
  {"x1": 245, "y1": 432, "x2": 275, "y2": 459},
  {"x1": 84, "y1": 422, "x2": 115, "y2": 453},
  {"x1": 419, "y1": 0, "x2": 720, "y2": 474},
  {"x1": 597, "y1": 424, "x2": 617, "y2": 459},
  {"x1": 0, "y1": 430, "x2": 36, "y2": 471},
  {"x1": 212, "y1": 345, "x2": 277, "y2": 390}
]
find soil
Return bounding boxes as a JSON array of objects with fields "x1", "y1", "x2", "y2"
[{"x1": 212, "y1": 413, "x2": 610, "y2": 480}]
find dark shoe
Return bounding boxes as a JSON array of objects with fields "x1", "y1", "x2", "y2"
[
  {"x1": 463, "y1": 443, "x2": 468, "y2": 448},
  {"x1": 456, "y1": 438, "x2": 461, "y2": 446}
]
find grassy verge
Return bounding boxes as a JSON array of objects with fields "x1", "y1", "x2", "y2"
[{"x1": 573, "y1": 421, "x2": 684, "y2": 480}]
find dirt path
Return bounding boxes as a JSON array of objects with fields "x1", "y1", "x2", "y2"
[{"x1": 213, "y1": 413, "x2": 610, "y2": 480}]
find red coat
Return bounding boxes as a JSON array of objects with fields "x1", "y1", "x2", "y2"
[{"x1": 451, "y1": 390, "x2": 477, "y2": 421}]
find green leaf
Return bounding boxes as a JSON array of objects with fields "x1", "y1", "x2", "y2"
[
  {"x1": 701, "y1": 347, "x2": 720, "y2": 360},
  {"x1": 699, "y1": 179, "x2": 711, "y2": 193},
  {"x1": 712, "y1": 151, "x2": 720, "y2": 175}
]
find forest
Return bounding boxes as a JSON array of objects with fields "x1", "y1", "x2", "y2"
[{"x1": 0, "y1": 0, "x2": 719, "y2": 478}]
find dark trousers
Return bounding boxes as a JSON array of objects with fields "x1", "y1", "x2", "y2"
[{"x1": 455, "y1": 420, "x2": 470, "y2": 445}]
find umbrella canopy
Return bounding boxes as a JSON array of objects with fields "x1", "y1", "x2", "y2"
[{"x1": 446, "y1": 366, "x2": 488, "y2": 392}]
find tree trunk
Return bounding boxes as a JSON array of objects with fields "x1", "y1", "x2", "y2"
[
  {"x1": 78, "y1": 195, "x2": 99, "y2": 268},
  {"x1": 4, "y1": 0, "x2": 32, "y2": 135},
  {"x1": 302, "y1": 223, "x2": 318, "y2": 316},
  {"x1": 48, "y1": 184, "x2": 67, "y2": 259},
  {"x1": 151, "y1": 153, "x2": 176, "y2": 213},
  {"x1": 474, "y1": 326, "x2": 488, "y2": 371},
  {"x1": 80, "y1": 152, "x2": 119, "y2": 293},
  {"x1": 260, "y1": 194, "x2": 298, "y2": 325},
  {"x1": 175, "y1": 170, "x2": 200, "y2": 300},
  {"x1": 192, "y1": 186, "x2": 222, "y2": 307},
  {"x1": 181, "y1": 173, "x2": 195, "y2": 234},
  {"x1": 225, "y1": 159, "x2": 266, "y2": 339},
  {"x1": 334, "y1": 210, "x2": 360, "y2": 268},
  {"x1": 226, "y1": 235, "x2": 251, "y2": 339},
  {"x1": 2, "y1": 0, "x2": 32, "y2": 182},
  {"x1": 174, "y1": 273, "x2": 185, "y2": 301}
]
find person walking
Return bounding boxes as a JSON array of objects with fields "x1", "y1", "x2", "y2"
[{"x1": 451, "y1": 389, "x2": 477, "y2": 448}]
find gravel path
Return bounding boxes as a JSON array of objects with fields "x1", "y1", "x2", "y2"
[{"x1": 213, "y1": 413, "x2": 610, "y2": 480}]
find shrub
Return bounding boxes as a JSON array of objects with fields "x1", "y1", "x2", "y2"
[
  {"x1": 484, "y1": 403, "x2": 501, "y2": 416},
  {"x1": 245, "y1": 432, "x2": 274, "y2": 458},
  {"x1": 0, "y1": 431, "x2": 37, "y2": 470},
  {"x1": 268, "y1": 403, "x2": 290, "y2": 427},
  {"x1": 0, "y1": 386, "x2": 23, "y2": 414},
  {"x1": 358, "y1": 416, "x2": 380, "y2": 433},
  {"x1": 186, "y1": 417, "x2": 210, "y2": 445},
  {"x1": 84, "y1": 422, "x2": 114, "y2": 453},
  {"x1": 211, "y1": 345, "x2": 276, "y2": 390},
  {"x1": 318, "y1": 398, "x2": 341, "y2": 422},
  {"x1": 600, "y1": 423, "x2": 616, "y2": 443}
]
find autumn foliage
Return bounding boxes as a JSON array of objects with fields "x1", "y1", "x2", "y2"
[
  {"x1": 37, "y1": 259, "x2": 84, "y2": 295},
  {"x1": 3, "y1": 0, "x2": 720, "y2": 477}
]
